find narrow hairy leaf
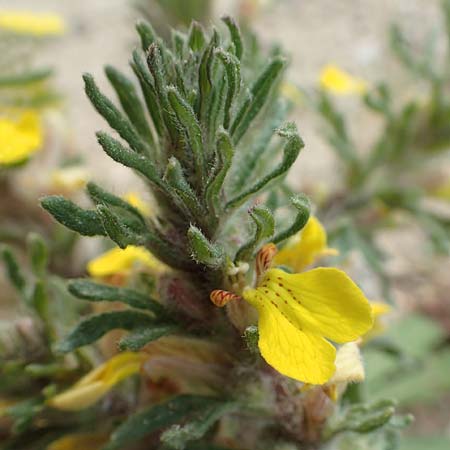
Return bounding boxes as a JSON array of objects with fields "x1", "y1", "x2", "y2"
[
  {"x1": 27, "y1": 233, "x2": 48, "y2": 277},
  {"x1": 205, "y1": 129, "x2": 234, "y2": 217},
  {"x1": 58, "y1": 311, "x2": 155, "y2": 353},
  {"x1": 41, "y1": 196, "x2": 106, "y2": 237},
  {"x1": 226, "y1": 123, "x2": 303, "y2": 209},
  {"x1": 230, "y1": 57, "x2": 285, "y2": 144},
  {"x1": 104, "y1": 396, "x2": 221, "y2": 450},
  {"x1": 272, "y1": 194, "x2": 311, "y2": 245},
  {"x1": 86, "y1": 182, "x2": 146, "y2": 225},
  {"x1": 147, "y1": 44, "x2": 180, "y2": 143},
  {"x1": 167, "y1": 87, "x2": 206, "y2": 187},
  {"x1": 188, "y1": 225, "x2": 225, "y2": 268},
  {"x1": 136, "y1": 19, "x2": 156, "y2": 51},
  {"x1": 83, "y1": 73, "x2": 149, "y2": 155},
  {"x1": 118, "y1": 325, "x2": 179, "y2": 351},
  {"x1": 235, "y1": 205, "x2": 275, "y2": 262},
  {"x1": 164, "y1": 157, "x2": 206, "y2": 221},
  {"x1": 96, "y1": 132, "x2": 165, "y2": 190},
  {"x1": 215, "y1": 49, "x2": 241, "y2": 129},
  {"x1": 68, "y1": 279, "x2": 164, "y2": 315},
  {"x1": 131, "y1": 49, "x2": 165, "y2": 137},
  {"x1": 188, "y1": 21, "x2": 206, "y2": 52},
  {"x1": 161, "y1": 401, "x2": 236, "y2": 449},
  {"x1": 1, "y1": 247, "x2": 26, "y2": 293},
  {"x1": 105, "y1": 65, "x2": 155, "y2": 149},
  {"x1": 222, "y1": 16, "x2": 243, "y2": 60}
]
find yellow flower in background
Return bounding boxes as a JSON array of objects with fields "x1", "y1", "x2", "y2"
[
  {"x1": 48, "y1": 352, "x2": 145, "y2": 411},
  {"x1": 320, "y1": 64, "x2": 367, "y2": 95},
  {"x1": 0, "y1": 109, "x2": 43, "y2": 166},
  {"x1": 47, "y1": 432, "x2": 109, "y2": 450},
  {"x1": 0, "y1": 11, "x2": 65, "y2": 36},
  {"x1": 87, "y1": 245, "x2": 166, "y2": 278},
  {"x1": 124, "y1": 191, "x2": 152, "y2": 217},
  {"x1": 274, "y1": 216, "x2": 337, "y2": 272}
]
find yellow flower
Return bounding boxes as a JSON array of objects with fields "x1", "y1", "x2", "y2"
[
  {"x1": 124, "y1": 191, "x2": 152, "y2": 217},
  {"x1": 87, "y1": 245, "x2": 165, "y2": 278},
  {"x1": 274, "y1": 216, "x2": 337, "y2": 272},
  {"x1": 0, "y1": 109, "x2": 43, "y2": 166},
  {"x1": 319, "y1": 64, "x2": 367, "y2": 95},
  {"x1": 0, "y1": 11, "x2": 65, "y2": 36},
  {"x1": 48, "y1": 352, "x2": 145, "y2": 411},
  {"x1": 47, "y1": 432, "x2": 109, "y2": 450},
  {"x1": 241, "y1": 267, "x2": 372, "y2": 384}
]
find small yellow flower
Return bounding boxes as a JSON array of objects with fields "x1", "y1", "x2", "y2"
[
  {"x1": 241, "y1": 267, "x2": 372, "y2": 384},
  {"x1": 48, "y1": 352, "x2": 145, "y2": 411},
  {"x1": 274, "y1": 216, "x2": 337, "y2": 272},
  {"x1": 0, "y1": 109, "x2": 43, "y2": 166},
  {"x1": 0, "y1": 11, "x2": 65, "y2": 36},
  {"x1": 47, "y1": 432, "x2": 109, "y2": 450},
  {"x1": 87, "y1": 245, "x2": 166, "y2": 278},
  {"x1": 319, "y1": 64, "x2": 367, "y2": 95},
  {"x1": 124, "y1": 191, "x2": 152, "y2": 217}
]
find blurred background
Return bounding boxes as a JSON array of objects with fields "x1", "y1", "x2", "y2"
[{"x1": 0, "y1": 1, "x2": 449, "y2": 449}]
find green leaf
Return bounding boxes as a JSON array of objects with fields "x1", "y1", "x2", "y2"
[
  {"x1": 103, "y1": 395, "x2": 221, "y2": 450},
  {"x1": 215, "y1": 48, "x2": 241, "y2": 129},
  {"x1": 0, "y1": 68, "x2": 52, "y2": 87},
  {"x1": 164, "y1": 157, "x2": 206, "y2": 221},
  {"x1": 230, "y1": 56, "x2": 285, "y2": 144},
  {"x1": 187, "y1": 225, "x2": 225, "y2": 268},
  {"x1": 197, "y1": 30, "x2": 219, "y2": 124},
  {"x1": 147, "y1": 43, "x2": 180, "y2": 143},
  {"x1": 136, "y1": 19, "x2": 156, "y2": 51},
  {"x1": 188, "y1": 21, "x2": 206, "y2": 52},
  {"x1": 167, "y1": 87, "x2": 206, "y2": 188},
  {"x1": 324, "y1": 400, "x2": 397, "y2": 439},
  {"x1": 222, "y1": 16, "x2": 243, "y2": 60},
  {"x1": 272, "y1": 194, "x2": 311, "y2": 245},
  {"x1": 161, "y1": 401, "x2": 236, "y2": 449},
  {"x1": 118, "y1": 324, "x2": 178, "y2": 351},
  {"x1": 399, "y1": 436, "x2": 450, "y2": 450},
  {"x1": 205, "y1": 129, "x2": 234, "y2": 219},
  {"x1": 86, "y1": 181, "x2": 147, "y2": 226},
  {"x1": 226, "y1": 123, "x2": 303, "y2": 209},
  {"x1": 27, "y1": 233, "x2": 48, "y2": 277},
  {"x1": 96, "y1": 131, "x2": 165, "y2": 190},
  {"x1": 41, "y1": 196, "x2": 106, "y2": 237},
  {"x1": 1, "y1": 246, "x2": 26, "y2": 293},
  {"x1": 68, "y1": 279, "x2": 164, "y2": 315},
  {"x1": 131, "y1": 49, "x2": 165, "y2": 137},
  {"x1": 83, "y1": 73, "x2": 149, "y2": 155},
  {"x1": 58, "y1": 310, "x2": 155, "y2": 353},
  {"x1": 96, "y1": 205, "x2": 144, "y2": 248},
  {"x1": 235, "y1": 205, "x2": 275, "y2": 262},
  {"x1": 105, "y1": 65, "x2": 155, "y2": 150}
]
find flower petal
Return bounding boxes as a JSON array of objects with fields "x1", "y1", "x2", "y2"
[
  {"x1": 87, "y1": 245, "x2": 165, "y2": 277},
  {"x1": 274, "y1": 216, "x2": 336, "y2": 272},
  {"x1": 319, "y1": 65, "x2": 367, "y2": 95},
  {"x1": 248, "y1": 268, "x2": 373, "y2": 344},
  {"x1": 256, "y1": 300, "x2": 336, "y2": 384}
]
